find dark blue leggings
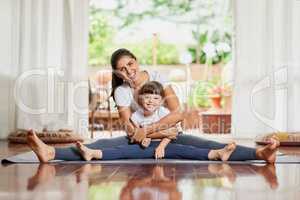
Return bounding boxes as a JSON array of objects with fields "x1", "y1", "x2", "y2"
[
  {"x1": 101, "y1": 142, "x2": 209, "y2": 160},
  {"x1": 54, "y1": 134, "x2": 257, "y2": 161}
]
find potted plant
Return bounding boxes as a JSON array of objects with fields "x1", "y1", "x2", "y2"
[
  {"x1": 202, "y1": 84, "x2": 232, "y2": 134},
  {"x1": 207, "y1": 85, "x2": 223, "y2": 113}
]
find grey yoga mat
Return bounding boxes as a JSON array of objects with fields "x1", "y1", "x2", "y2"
[{"x1": 2, "y1": 151, "x2": 300, "y2": 164}]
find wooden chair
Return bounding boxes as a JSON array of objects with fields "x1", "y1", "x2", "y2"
[{"x1": 89, "y1": 79, "x2": 113, "y2": 139}]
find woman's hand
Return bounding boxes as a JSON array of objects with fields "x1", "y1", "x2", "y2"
[
  {"x1": 155, "y1": 146, "x2": 165, "y2": 159},
  {"x1": 155, "y1": 138, "x2": 171, "y2": 159}
]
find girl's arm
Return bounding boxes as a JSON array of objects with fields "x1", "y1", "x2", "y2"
[{"x1": 144, "y1": 86, "x2": 184, "y2": 134}]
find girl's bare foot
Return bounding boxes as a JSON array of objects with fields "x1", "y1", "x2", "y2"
[
  {"x1": 208, "y1": 142, "x2": 237, "y2": 161},
  {"x1": 141, "y1": 138, "x2": 151, "y2": 148},
  {"x1": 76, "y1": 142, "x2": 102, "y2": 161},
  {"x1": 26, "y1": 130, "x2": 55, "y2": 163},
  {"x1": 256, "y1": 137, "x2": 280, "y2": 164}
]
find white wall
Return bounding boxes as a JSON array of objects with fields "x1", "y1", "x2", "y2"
[{"x1": 0, "y1": 0, "x2": 15, "y2": 139}]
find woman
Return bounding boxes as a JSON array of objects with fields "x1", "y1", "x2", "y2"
[{"x1": 27, "y1": 48, "x2": 279, "y2": 163}]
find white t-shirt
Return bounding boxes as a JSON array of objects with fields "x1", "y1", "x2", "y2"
[
  {"x1": 114, "y1": 70, "x2": 168, "y2": 112},
  {"x1": 114, "y1": 70, "x2": 183, "y2": 133},
  {"x1": 130, "y1": 106, "x2": 170, "y2": 127}
]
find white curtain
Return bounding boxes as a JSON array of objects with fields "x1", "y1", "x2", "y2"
[
  {"x1": 233, "y1": 0, "x2": 300, "y2": 138},
  {"x1": 0, "y1": 0, "x2": 89, "y2": 139}
]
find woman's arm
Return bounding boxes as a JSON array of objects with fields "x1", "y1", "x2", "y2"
[
  {"x1": 144, "y1": 86, "x2": 184, "y2": 134},
  {"x1": 117, "y1": 106, "x2": 179, "y2": 142},
  {"x1": 147, "y1": 127, "x2": 178, "y2": 139},
  {"x1": 117, "y1": 106, "x2": 136, "y2": 137},
  {"x1": 155, "y1": 138, "x2": 171, "y2": 159}
]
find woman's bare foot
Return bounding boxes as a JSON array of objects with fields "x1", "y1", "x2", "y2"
[
  {"x1": 208, "y1": 142, "x2": 237, "y2": 161},
  {"x1": 256, "y1": 137, "x2": 280, "y2": 164},
  {"x1": 76, "y1": 142, "x2": 102, "y2": 161},
  {"x1": 26, "y1": 130, "x2": 55, "y2": 163}
]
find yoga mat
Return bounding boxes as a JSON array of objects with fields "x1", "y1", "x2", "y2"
[{"x1": 2, "y1": 151, "x2": 300, "y2": 164}]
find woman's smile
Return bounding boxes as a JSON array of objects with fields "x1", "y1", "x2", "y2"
[{"x1": 128, "y1": 71, "x2": 137, "y2": 81}]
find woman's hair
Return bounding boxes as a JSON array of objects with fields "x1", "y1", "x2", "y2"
[
  {"x1": 138, "y1": 81, "x2": 164, "y2": 97},
  {"x1": 110, "y1": 48, "x2": 137, "y2": 98}
]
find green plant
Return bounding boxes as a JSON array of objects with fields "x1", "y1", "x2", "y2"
[
  {"x1": 188, "y1": 76, "x2": 222, "y2": 108},
  {"x1": 188, "y1": 81, "x2": 212, "y2": 108},
  {"x1": 115, "y1": 40, "x2": 179, "y2": 65},
  {"x1": 188, "y1": 30, "x2": 232, "y2": 65},
  {"x1": 89, "y1": 7, "x2": 115, "y2": 66},
  {"x1": 88, "y1": 0, "x2": 233, "y2": 67}
]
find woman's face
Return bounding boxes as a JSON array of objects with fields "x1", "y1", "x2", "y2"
[{"x1": 115, "y1": 56, "x2": 139, "y2": 86}]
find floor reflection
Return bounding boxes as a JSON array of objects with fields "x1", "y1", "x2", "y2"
[
  {"x1": 25, "y1": 162, "x2": 280, "y2": 199},
  {"x1": 119, "y1": 165, "x2": 181, "y2": 200}
]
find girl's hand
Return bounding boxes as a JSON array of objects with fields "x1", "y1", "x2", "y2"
[
  {"x1": 131, "y1": 127, "x2": 147, "y2": 143},
  {"x1": 155, "y1": 146, "x2": 165, "y2": 159},
  {"x1": 141, "y1": 138, "x2": 151, "y2": 148}
]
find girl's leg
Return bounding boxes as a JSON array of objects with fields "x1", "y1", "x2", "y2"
[
  {"x1": 85, "y1": 136, "x2": 129, "y2": 149},
  {"x1": 76, "y1": 142, "x2": 235, "y2": 161},
  {"x1": 100, "y1": 143, "x2": 156, "y2": 160},
  {"x1": 54, "y1": 136, "x2": 129, "y2": 161},
  {"x1": 76, "y1": 142, "x2": 199, "y2": 161},
  {"x1": 175, "y1": 134, "x2": 257, "y2": 161}
]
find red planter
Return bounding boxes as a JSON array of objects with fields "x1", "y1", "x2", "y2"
[
  {"x1": 210, "y1": 96, "x2": 222, "y2": 110},
  {"x1": 202, "y1": 113, "x2": 231, "y2": 134}
]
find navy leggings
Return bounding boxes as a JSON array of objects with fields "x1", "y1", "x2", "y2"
[
  {"x1": 101, "y1": 142, "x2": 209, "y2": 160},
  {"x1": 54, "y1": 134, "x2": 257, "y2": 161}
]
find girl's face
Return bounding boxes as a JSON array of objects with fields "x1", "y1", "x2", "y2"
[
  {"x1": 114, "y1": 56, "x2": 139, "y2": 86},
  {"x1": 140, "y1": 94, "x2": 162, "y2": 113}
]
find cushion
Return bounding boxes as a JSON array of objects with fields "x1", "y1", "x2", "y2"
[
  {"x1": 8, "y1": 129, "x2": 84, "y2": 144},
  {"x1": 255, "y1": 132, "x2": 300, "y2": 146}
]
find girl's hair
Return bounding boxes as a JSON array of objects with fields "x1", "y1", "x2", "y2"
[
  {"x1": 110, "y1": 48, "x2": 136, "y2": 98},
  {"x1": 138, "y1": 81, "x2": 164, "y2": 97}
]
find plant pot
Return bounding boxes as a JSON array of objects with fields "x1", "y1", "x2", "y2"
[
  {"x1": 208, "y1": 96, "x2": 223, "y2": 113},
  {"x1": 201, "y1": 113, "x2": 231, "y2": 134}
]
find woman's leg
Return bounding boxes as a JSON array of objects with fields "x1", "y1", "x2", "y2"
[
  {"x1": 164, "y1": 143, "x2": 210, "y2": 160},
  {"x1": 175, "y1": 134, "x2": 257, "y2": 161},
  {"x1": 27, "y1": 130, "x2": 278, "y2": 163},
  {"x1": 164, "y1": 143, "x2": 236, "y2": 161},
  {"x1": 54, "y1": 136, "x2": 129, "y2": 161}
]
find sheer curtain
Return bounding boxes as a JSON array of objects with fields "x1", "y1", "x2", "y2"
[
  {"x1": 232, "y1": 0, "x2": 300, "y2": 138},
  {"x1": 0, "y1": 0, "x2": 89, "y2": 139}
]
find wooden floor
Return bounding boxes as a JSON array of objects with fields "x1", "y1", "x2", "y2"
[{"x1": 1, "y1": 138, "x2": 300, "y2": 200}]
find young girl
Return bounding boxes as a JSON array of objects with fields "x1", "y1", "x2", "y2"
[
  {"x1": 74, "y1": 81, "x2": 237, "y2": 161},
  {"x1": 129, "y1": 81, "x2": 183, "y2": 158}
]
